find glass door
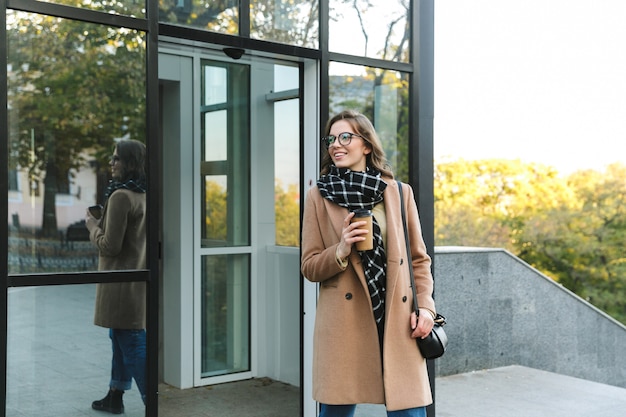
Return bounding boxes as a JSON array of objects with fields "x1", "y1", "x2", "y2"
[
  {"x1": 159, "y1": 48, "x2": 310, "y2": 416},
  {"x1": 198, "y1": 60, "x2": 251, "y2": 378},
  {"x1": 198, "y1": 60, "x2": 250, "y2": 378}
]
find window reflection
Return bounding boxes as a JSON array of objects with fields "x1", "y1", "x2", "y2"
[
  {"x1": 273, "y1": 65, "x2": 300, "y2": 247},
  {"x1": 329, "y1": 62, "x2": 410, "y2": 180},
  {"x1": 329, "y1": 0, "x2": 409, "y2": 62},
  {"x1": 159, "y1": 0, "x2": 240, "y2": 35},
  {"x1": 6, "y1": 285, "x2": 146, "y2": 415},
  {"x1": 201, "y1": 254, "x2": 250, "y2": 377},
  {"x1": 200, "y1": 60, "x2": 250, "y2": 248},
  {"x1": 158, "y1": 0, "x2": 318, "y2": 46},
  {"x1": 6, "y1": 11, "x2": 147, "y2": 274},
  {"x1": 35, "y1": 0, "x2": 145, "y2": 16},
  {"x1": 250, "y1": 0, "x2": 319, "y2": 48}
]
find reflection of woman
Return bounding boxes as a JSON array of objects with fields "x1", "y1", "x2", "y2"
[
  {"x1": 301, "y1": 110, "x2": 436, "y2": 417},
  {"x1": 86, "y1": 139, "x2": 147, "y2": 414}
]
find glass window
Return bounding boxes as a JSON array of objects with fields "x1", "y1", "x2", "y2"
[
  {"x1": 7, "y1": 284, "x2": 145, "y2": 415},
  {"x1": 159, "y1": 0, "x2": 239, "y2": 35},
  {"x1": 34, "y1": 0, "x2": 145, "y2": 17},
  {"x1": 329, "y1": 0, "x2": 409, "y2": 62},
  {"x1": 329, "y1": 62, "x2": 410, "y2": 180},
  {"x1": 201, "y1": 254, "x2": 250, "y2": 377},
  {"x1": 250, "y1": 0, "x2": 319, "y2": 48},
  {"x1": 273, "y1": 66, "x2": 300, "y2": 247},
  {"x1": 8, "y1": 169, "x2": 19, "y2": 192},
  {"x1": 6, "y1": 11, "x2": 147, "y2": 274},
  {"x1": 274, "y1": 99, "x2": 300, "y2": 246},
  {"x1": 200, "y1": 60, "x2": 250, "y2": 247}
]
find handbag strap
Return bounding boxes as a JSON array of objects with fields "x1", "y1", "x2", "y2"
[{"x1": 397, "y1": 180, "x2": 420, "y2": 315}]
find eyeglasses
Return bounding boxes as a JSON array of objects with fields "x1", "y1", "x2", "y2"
[
  {"x1": 110, "y1": 155, "x2": 120, "y2": 164},
  {"x1": 321, "y1": 132, "x2": 365, "y2": 149}
]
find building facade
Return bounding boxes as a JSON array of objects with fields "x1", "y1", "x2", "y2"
[{"x1": 1, "y1": 1, "x2": 435, "y2": 416}]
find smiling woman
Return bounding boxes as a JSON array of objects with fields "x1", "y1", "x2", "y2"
[
  {"x1": 324, "y1": 122, "x2": 371, "y2": 172},
  {"x1": 302, "y1": 110, "x2": 437, "y2": 416}
]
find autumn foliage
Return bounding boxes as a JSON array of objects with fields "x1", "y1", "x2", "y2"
[{"x1": 435, "y1": 159, "x2": 626, "y2": 324}]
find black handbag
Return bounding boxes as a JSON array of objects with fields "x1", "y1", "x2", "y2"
[{"x1": 398, "y1": 181, "x2": 448, "y2": 360}]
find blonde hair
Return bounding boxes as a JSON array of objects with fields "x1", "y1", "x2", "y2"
[{"x1": 320, "y1": 110, "x2": 393, "y2": 177}]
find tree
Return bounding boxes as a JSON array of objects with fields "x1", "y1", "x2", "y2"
[
  {"x1": 518, "y1": 164, "x2": 626, "y2": 322},
  {"x1": 435, "y1": 158, "x2": 575, "y2": 249},
  {"x1": 7, "y1": 9, "x2": 146, "y2": 236},
  {"x1": 159, "y1": 0, "x2": 239, "y2": 33},
  {"x1": 435, "y1": 158, "x2": 626, "y2": 324}
]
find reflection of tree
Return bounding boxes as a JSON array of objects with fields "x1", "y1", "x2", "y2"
[
  {"x1": 331, "y1": 0, "x2": 409, "y2": 61},
  {"x1": 328, "y1": 1, "x2": 411, "y2": 179},
  {"x1": 250, "y1": 0, "x2": 318, "y2": 47},
  {"x1": 329, "y1": 70, "x2": 409, "y2": 180},
  {"x1": 204, "y1": 181, "x2": 228, "y2": 241},
  {"x1": 7, "y1": 9, "x2": 146, "y2": 236},
  {"x1": 204, "y1": 180, "x2": 300, "y2": 247},
  {"x1": 159, "y1": 0, "x2": 319, "y2": 47},
  {"x1": 159, "y1": 0, "x2": 239, "y2": 34},
  {"x1": 275, "y1": 181, "x2": 300, "y2": 246}
]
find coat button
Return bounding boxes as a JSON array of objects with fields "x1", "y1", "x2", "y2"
[
  {"x1": 345, "y1": 293, "x2": 353, "y2": 300},
  {"x1": 402, "y1": 296, "x2": 407, "y2": 302},
  {"x1": 400, "y1": 259, "x2": 404, "y2": 265}
]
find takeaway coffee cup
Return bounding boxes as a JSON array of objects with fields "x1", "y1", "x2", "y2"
[{"x1": 351, "y1": 209, "x2": 373, "y2": 251}]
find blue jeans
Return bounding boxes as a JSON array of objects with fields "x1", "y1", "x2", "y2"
[
  {"x1": 108, "y1": 329, "x2": 147, "y2": 404},
  {"x1": 319, "y1": 404, "x2": 426, "y2": 417}
]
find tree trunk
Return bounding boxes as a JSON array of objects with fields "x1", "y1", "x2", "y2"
[{"x1": 41, "y1": 133, "x2": 59, "y2": 237}]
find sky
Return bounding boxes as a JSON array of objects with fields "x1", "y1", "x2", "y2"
[{"x1": 434, "y1": 0, "x2": 626, "y2": 174}]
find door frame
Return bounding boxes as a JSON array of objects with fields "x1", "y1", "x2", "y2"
[{"x1": 158, "y1": 42, "x2": 319, "y2": 416}]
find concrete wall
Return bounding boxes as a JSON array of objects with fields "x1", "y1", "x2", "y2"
[{"x1": 433, "y1": 247, "x2": 626, "y2": 388}]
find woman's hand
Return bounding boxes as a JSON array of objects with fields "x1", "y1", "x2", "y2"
[
  {"x1": 410, "y1": 309, "x2": 435, "y2": 339},
  {"x1": 85, "y1": 209, "x2": 99, "y2": 232},
  {"x1": 336, "y1": 211, "x2": 369, "y2": 259}
]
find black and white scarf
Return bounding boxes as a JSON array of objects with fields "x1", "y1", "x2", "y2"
[
  {"x1": 104, "y1": 178, "x2": 147, "y2": 201},
  {"x1": 317, "y1": 165, "x2": 388, "y2": 327}
]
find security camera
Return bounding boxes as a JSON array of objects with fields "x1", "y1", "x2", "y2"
[{"x1": 223, "y1": 48, "x2": 245, "y2": 60}]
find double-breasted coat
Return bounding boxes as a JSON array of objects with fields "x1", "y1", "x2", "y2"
[
  {"x1": 89, "y1": 188, "x2": 147, "y2": 330},
  {"x1": 301, "y1": 179, "x2": 435, "y2": 411}
]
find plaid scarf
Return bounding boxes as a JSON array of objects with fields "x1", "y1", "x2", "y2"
[
  {"x1": 317, "y1": 165, "x2": 388, "y2": 326},
  {"x1": 104, "y1": 178, "x2": 147, "y2": 201}
]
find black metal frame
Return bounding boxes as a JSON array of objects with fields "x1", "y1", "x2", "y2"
[
  {"x1": 410, "y1": 1, "x2": 436, "y2": 415},
  {"x1": 1, "y1": 0, "x2": 9, "y2": 412},
  {"x1": 1, "y1": 0, "x2": 435, "y2": 416},
  {"x1": 1, "y1": 2, "x2": 157, "y2": 417}
]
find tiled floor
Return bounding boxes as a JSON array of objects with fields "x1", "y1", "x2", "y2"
[
  {"x1": 6, "y1": 284, "x2": 299, "y2": 417},
  {"x1": 7, "y1": 285, "x2": 626, "y2": 417}
]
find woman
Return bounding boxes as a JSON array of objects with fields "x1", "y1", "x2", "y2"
[
  {"x1": 86, "y1": 139, "x2": 147, "y2": 414},
  {"x1": 301, "y1": 110, "x2": 436, "y2": 417}
]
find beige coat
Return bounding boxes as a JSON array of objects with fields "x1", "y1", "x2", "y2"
[
  {"x1": 89, "y1": 189, "x2": 146, "y2": 330},
  {"x1": 301, "y1": 179, "x2": 435, "y2": 411}
]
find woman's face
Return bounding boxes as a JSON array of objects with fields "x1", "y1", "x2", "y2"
[
  {"x1": 110, "y1": 148, "x2": 124, "y2": 180},
  {"x1": 327, "y1": 120, "x2": 371, "y2": 172}
]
